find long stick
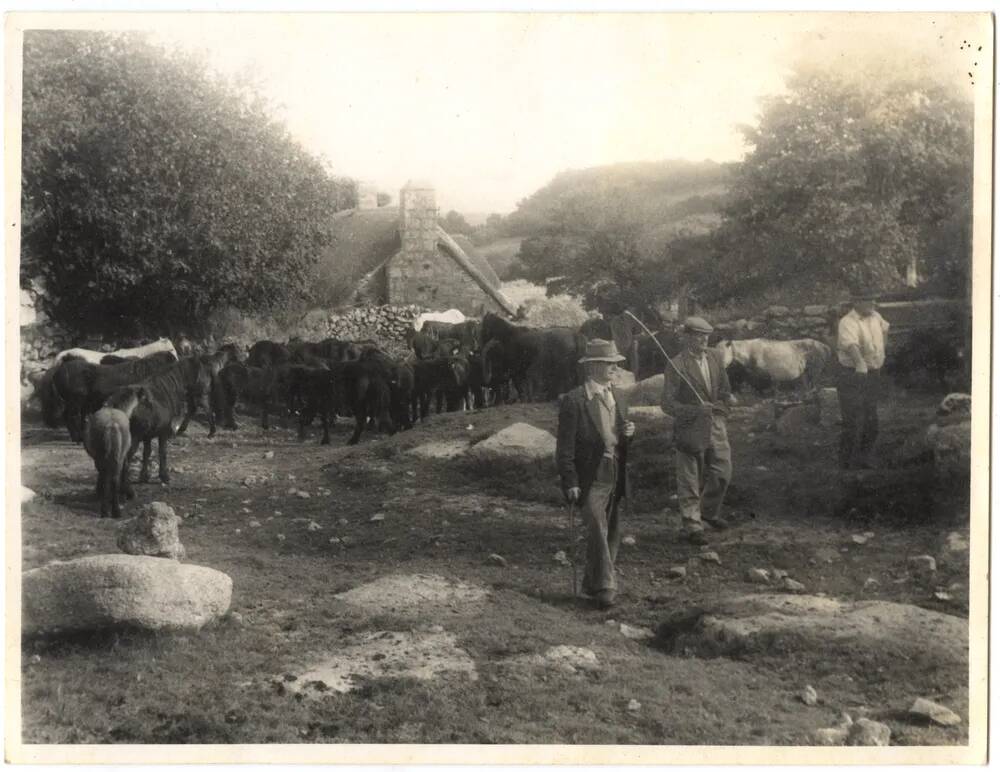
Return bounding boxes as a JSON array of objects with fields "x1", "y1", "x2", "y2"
[
  {"x1": 567, "y1": 499, "x2": 577, "y2": 597},
  {"x1": 624, "y1": 310, "x2": 706, "y2": 406}
]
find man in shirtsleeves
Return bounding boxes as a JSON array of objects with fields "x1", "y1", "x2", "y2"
[
  {"x1": 836, "y1": 292, "x2": 890, "y2": 470},
  {"x1": 661, "y1": 316, "x2": 733, "y2": 546},
  {"x1": 556, "y1": 339, "x2": 636, "y2": 609}
]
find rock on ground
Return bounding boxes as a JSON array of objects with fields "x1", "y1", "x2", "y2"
[
  {"x1": 658, "y1": 594, "x2": 967, "y2": 668},
  {"x1": 21, "y1": 486, "x2": 36, "y2": 504},
  {"x1": 116, "y1": 501, "x2": 185, "y2": 560},
  {"x1": 286, "y1": 631, "x2": 477, "y2": 695},
  {"x1": 847, "y1": 718, "x2": 891, "y2": 746},
  {"x1": 23, "y1": 555, "x2": 232, "y2": 636},
  {"x1": 622, "y1": 374, "x2": 663, "y2": 407},
  {"x1": 628, "y1": 405, "x2": 670, "y2": 421},
  {"x1": 335, "y1": 573, "x2": 488, "y2": 616},
  {"x1": 467, "y1": 423, "x2": 556, "y2": 464},
  {"x1": 909, "y1": 697, "x2": 962, "y2": 727},
  {"x1": 406, "y1": 440, "x2": 471, "y2": 459}
]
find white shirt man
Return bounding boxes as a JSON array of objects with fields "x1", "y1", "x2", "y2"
[{"x1": 837, "y1": 306, "x2": 890, "y2": 372}]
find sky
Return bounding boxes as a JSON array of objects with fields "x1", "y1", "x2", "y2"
[{"x1": 79, "y1": 12, "x2": 989, "y2": 213}]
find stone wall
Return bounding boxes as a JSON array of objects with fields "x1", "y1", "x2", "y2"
[
  {"x1": 712, "y1": 304, "x2": 838, "y2": 343},
  {"x1": 388, "y1": 245, "x2": 507, "y2": 317}
]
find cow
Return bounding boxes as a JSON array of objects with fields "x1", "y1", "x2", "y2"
[
  {"x1": 83, "y1": 385, "x2": 148, "y2": 518},
  {"x1": 715, "y1": 338, "x2": 831, "y2": 395}
]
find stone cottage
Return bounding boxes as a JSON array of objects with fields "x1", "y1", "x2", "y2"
[{"x1": 313, "y1": 181, "x2": 517, "y2": 317}]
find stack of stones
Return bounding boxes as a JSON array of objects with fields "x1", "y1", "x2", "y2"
[
  {"x1": 713, "y1": 304, "x2": 840, "y2": 343},
  {"x1": 322, "y1": 304, "x2": 427, "y2": 359}
]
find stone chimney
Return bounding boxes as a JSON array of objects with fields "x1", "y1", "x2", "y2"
[
  {"x1": 356, "y1": 180, "x2": 379, "y2": 210},
  {"x1": 399, "y1": 180, "x2": 438, "y2": 254}
]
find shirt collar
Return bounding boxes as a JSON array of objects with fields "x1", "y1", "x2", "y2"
[{"x1": 584, "y1": 379, "x2": 612, "y2": 401}]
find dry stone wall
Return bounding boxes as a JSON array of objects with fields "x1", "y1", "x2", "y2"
[{"x1": 711, "y1": 304, "x2": 838, "y2": 343}]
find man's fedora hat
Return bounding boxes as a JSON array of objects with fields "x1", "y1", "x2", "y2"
[
  {"x1": 683, "y1": 316, "x2": 714, "y2": 334},
  {"x1": 578, "y1": 338, "x2": 626, "y2": 364}
]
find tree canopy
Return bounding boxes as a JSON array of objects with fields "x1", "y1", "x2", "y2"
[
  {"x1": 503, "y1": 160, "x2": 729, "y2": 319},
  {"x1": 21, "y1": 30, "x2": 355, "y2": 336},
  {"x1": 706, "y1": 66, "x2": 974, "y2": 304}
]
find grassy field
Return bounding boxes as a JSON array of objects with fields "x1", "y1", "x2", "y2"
[{"x1": 18, "y1": 385, "x2": 970, "y2": 746}]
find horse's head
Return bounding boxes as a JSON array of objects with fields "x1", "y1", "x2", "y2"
[{"x1": 715, "y1": 340, "x2": 735, "y2": 368}]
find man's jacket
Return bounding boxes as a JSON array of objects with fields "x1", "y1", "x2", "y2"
[
  {"x1": 661, "y1": 349, "x2": 732, "y2": 453},
  {"x1": 556, "y1": 384, "x2": 630, "y2": 500}
]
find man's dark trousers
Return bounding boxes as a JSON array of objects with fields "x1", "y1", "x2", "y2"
[{"x1": 837, "y1": 367, "x2": 880, "y2": 468}]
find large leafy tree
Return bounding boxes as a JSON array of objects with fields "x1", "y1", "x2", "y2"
[
  {"x1": 707, "y1": 65, "x2": 973, "y2": 303},
  {"x1": 21, "y1": 30, "x2": 355, "y2": 336}
]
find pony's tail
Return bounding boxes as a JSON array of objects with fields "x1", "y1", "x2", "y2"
[{"x1": 37, "y1": 366, "x2": 63, "y2": 428}]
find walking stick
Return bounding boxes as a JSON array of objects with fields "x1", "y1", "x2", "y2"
[
  {"x1": 566, "y1": 498, "x2": 578, "y2": 597},
  {"x1": 623, "y1": 310, "x2": 706, "y2": 406}
]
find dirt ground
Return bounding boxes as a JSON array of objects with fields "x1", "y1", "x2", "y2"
[{"x1": 18, "y1": 385, "x2": 971, "y2": 746}]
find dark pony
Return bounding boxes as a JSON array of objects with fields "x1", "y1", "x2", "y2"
[
  {"x1": 83, "y1": 385, "x2": 148, "y2": 518},
  {"x1": 52, "y1": 351, "x2": 179, "y2": 442},
  {"x1": 125, "y1": 356, "x2": 214, "y2": 489}
]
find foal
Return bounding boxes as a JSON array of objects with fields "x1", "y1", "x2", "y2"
[{"x1": 83, "y1": 385, "x2": 148, "y2": 518}]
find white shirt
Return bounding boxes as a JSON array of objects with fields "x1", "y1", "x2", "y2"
[
  {"x1": 694, "y1": 354, "x2": 712, "y2": 390},
  {"x1": 584, "y1": 379, "x2": 616, "y2": 412},
  {"x1": 837, "y1": 309, "x2": 890, "y2": 369}
]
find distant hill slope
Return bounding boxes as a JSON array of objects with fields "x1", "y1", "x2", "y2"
[
  {"x1": 505, "y1": 159, "x2": 731, "y2": 259},
  {"x1": 476, "y1": 237, "x2": 523, "y2": 280}
]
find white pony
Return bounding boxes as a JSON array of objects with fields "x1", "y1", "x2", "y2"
[
  {"x1": 413, "y1": 309, "x2": 466, "y2": 332},
  {"x1": 54, "y1": 337, "x2": 178, "y2": 365}
]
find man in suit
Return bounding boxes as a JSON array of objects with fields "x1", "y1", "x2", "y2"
[
  {"x1": 556, "y1": 339, "x2": 636, "y2": 609},
  {"x1": 661, "y1": 316, "x2": 733, "y2": 546}
]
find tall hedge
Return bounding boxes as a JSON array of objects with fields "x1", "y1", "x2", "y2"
[{"x1": 20, "y1": 30, "x2": 354, "y2": 336}]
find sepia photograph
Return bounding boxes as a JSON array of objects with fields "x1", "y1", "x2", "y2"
[{"x1": 5, "y1": 8, "x2": 991, "y2": 765}]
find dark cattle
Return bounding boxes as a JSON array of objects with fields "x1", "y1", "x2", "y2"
[
  {"x1": 291, "y1": 364, "x2": 345, "y2": 444},
  {"x1": 339, "y1": 359, "x2": 396, "y2": 445},
  {"x1": 52, "y1": 351, "x2": 179, "y2": 442},
  {"x1": 483, "y1": 313, "x2": 587, "y2": 401},
  {"x1": 83, "y1": 385, "x2": 148, "y2": 518},
  {"x1": 125, "y1": 357, "x2": 214, "y2": 489},
  {"x1": 411, "y1": 357, "x2": 469, "y2": 420},
  {"x1": 419, "y1": 320, "x2": 481, "y2": 353},
  {"x1": 359, "y1": 348, "x2": 413, "y2": 430},
  {"x1": 175, "y1": 347, "x2": 241, "y2": 436},
  {"x1": 213, "y1": 362, "x2": 290, "y2": 434},
  {"x1": 247, "y1": 340, "x2": 292, "y2": 369},
  {"x1": 480, "y1": 339, "x2": 512, "y2": 405}
]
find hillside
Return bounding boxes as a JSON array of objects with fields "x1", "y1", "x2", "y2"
[{"x1": 505, "y1": 159, "x2": 731, "y2": 254}]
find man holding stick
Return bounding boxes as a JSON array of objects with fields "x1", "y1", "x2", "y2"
[
  {"x1": 556, "y1": 339, "x2": 636, "y2": 609},
  {"x1": 661, "y1": 316, "x2": 733, "y2": 545}
]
